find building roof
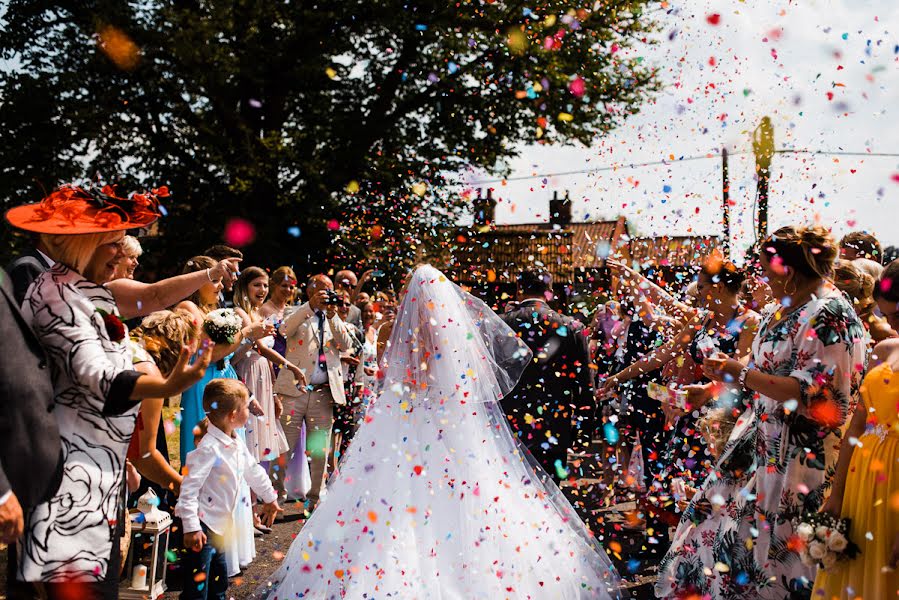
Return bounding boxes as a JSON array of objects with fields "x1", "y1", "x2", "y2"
[
  {"x1": 627, "y1": 235, "x2": 721, "y2": 268},
  {"x1": 450, "y1": 219, "x2": 625, "y2": 283}
]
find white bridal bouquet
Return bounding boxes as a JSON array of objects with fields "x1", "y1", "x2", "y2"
[
  {"x1": 795, "y1": 511, "x2": 860, "y2": 570},
  {"x1": 203, "y1": 308, "x2": 243, "y2": 344}
]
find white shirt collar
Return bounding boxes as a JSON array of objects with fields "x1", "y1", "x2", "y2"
[{"x1": 206, "y1": 423, "x2": 236, "y2": 447}]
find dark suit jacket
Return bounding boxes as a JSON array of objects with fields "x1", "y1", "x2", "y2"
[
  {"x1": 0, "y1": 268, "x2": 63, "y2": 509},
  {"x1": 500, "y1": 299, "x2": 595, "y2": 473},
  {"x1": 6, "y1": 248, "x2": 51, "y2": 307}
]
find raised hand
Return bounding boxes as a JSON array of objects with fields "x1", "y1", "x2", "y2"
[
  {"x1": 165, "y1": 341, "x2": 214, "y2": 396},
  {"x1": 210, "y1": 257, "x2": 241, "y2": 288}
]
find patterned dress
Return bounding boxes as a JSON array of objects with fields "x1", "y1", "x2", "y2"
[
  {"x1": 18, "y1": 265, "x2": 140, "y2": 582},
  {"x1": 656, "y1": 289, "x2": 867, "y2": 599}
]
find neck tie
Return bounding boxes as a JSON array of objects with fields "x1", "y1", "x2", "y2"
[{"x1": 317, "y1": 311, "x2": 327, "y2": 370}]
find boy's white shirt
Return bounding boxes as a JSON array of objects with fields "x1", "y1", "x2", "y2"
[{"x1": 175, "y1": 422, "x2": 277, "y2": 535}]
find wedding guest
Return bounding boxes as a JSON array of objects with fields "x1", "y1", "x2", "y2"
[
  {"x1": 840, "y1": 230, "x2": 882, "y2": 263},
  {"x1": 273, "y1": 274, "x2": 356, "y2": 506},
  {"x1": 334, "y1": 269, "x2": 370, "y2": 329},
  {"x1": 176, "y1": 379, "x2": 281, "y2": 600},
  {"x1": 0, "y1": 267, "x2": 61, "y2": 599},
  {"x1": 6, "y1": 235, "x2": 55, "y2": 306},
  {"x1": 603, "y1": 256, "x2": 759, "y2": 527},
  {"x1": 500, "y1": 270, "x2": 595, "y2": 483},
  {"x1": 204, "y1": 244, "x2": 244, "y2": 307},
  {"x1": 127, "y1": 309, "x2": 199, "y2": 500},
  {"x1": 175, "y1": 256, "x2": 270, "y2": 575},
  {"x1": 657, "y1": 225, "x2": 867, "y2": 599},
  {"x1": 833, "y1": 258, "x2": 895, "y2": 342},
  {"x1": 232, "y1": 267, "x2": 305, "y2": 463},
  {"x1": 112, "y1": 234, "x2": 142, "y2": 280},
  {"x1": 259, "y1": 266, "x2": 311, "y2": 499},
  {"x1": 813, "y1": 259, "x2": 899, "y2": 599},
  {"x1": 5, "y1": 184, "x2": 211, "y2": 598},
  {"x1": 354, "y1": 291, "x2": 371, "y2": 309},
  {"x1": 354, "y1": 301, "x2": 380, "y2": 423},
  {"x1": 260, "y1": 266, "x2": 300, "y2": 372},
  {"x1": 333, "y1": 289, "x2": 363, "y2": 466}
]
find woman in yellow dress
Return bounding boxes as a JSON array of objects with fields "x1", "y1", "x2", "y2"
[{"x1": 814, "y1": 260, "x2": 899, "y2": 599}]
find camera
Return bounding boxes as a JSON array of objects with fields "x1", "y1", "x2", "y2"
[{"x1": 324, "y1": 289, "x2": 341, "y2": 306}]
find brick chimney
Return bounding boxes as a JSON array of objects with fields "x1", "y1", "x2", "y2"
[
  {"x1": 472, "y1": 188, "x2": 496, "y2": 227},
  {"x1": 549, "y1": 190, "x2": 572, "y2": 225}
]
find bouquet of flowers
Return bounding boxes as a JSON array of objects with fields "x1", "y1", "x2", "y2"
[
  {"x1": 203, "y1": 308, "x2": 243, "y2": 344},
  {"x1": 795, "y1": 511, "x2": 860, "y2": 570}
]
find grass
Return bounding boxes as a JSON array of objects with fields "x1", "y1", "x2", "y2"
[{"x1": 163, "y1": 397, "x2": 181, "y2": 471}]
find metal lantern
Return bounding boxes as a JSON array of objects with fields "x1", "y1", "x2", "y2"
[{"x1": 120, "y1": 489, "x2": 172, "y2": 600}]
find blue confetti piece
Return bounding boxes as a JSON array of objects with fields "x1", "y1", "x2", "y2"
[{"x1": 287, "y1": 226, "x2": 301, "y2": 237}]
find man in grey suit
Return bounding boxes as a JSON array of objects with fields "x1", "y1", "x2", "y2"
[
  {"x1": 6, "y1": 240, "x2": 55, "y2": 306},
  {"x1": 0, "y1": 267, "x2": 62, "y2": 597}
]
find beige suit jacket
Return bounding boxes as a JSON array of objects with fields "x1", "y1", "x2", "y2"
[{"x1": 272, "y1": 302, "x2": 355, "y2": 405}]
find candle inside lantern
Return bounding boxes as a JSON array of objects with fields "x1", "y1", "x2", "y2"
[{"x1": 131, "y1": 564, "x2": 148, "y2": 589}]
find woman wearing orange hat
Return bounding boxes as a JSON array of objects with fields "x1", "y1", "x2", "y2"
[{"x1": 5, "y1": 183, "x2": 213, "y2": 599}]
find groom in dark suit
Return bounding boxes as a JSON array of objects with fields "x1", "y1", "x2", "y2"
[
  {"x1": 500, "y1": 270, "x2": 595, "y2": 483},
  {"x1": 0, "y1": 267, "x2": 62, "y2": 597}
]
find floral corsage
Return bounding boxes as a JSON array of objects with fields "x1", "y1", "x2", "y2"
[{"x1": 96, "y1": 308, "x2": 126, "y2": 342}]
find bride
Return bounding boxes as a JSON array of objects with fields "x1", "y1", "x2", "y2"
[{"x1": 255, "y1": 265, "x2": 620, "y2": 599}]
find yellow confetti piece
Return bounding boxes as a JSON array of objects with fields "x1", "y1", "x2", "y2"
[
  {"x1": 411, "y1": 182, "x2": 427, "y2": 196},
  {"x1": 346, "y1": 180, "x2": 359, "y2": 193},
  {"x1": 557, "y1": 112, "x2": 574, "y2": 122}
]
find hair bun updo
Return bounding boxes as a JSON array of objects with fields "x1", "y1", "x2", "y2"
[{"x1": 764, "y1": 225, "x2": 838, "y2": 280}]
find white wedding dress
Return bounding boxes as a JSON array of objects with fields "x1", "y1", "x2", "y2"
[{"x1": 254, "y1": 265, "x2": 620, "y2": 599}]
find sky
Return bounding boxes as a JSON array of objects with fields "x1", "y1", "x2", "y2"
[{"x1": 462, "y1": 0, "x2": 899, "y2": 259}]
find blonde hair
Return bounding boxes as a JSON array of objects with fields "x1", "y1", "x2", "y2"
[
  {"x1": 182, "y1": 255, "x2": 217, "y2": 310},
  {"x1": 132, "y1": 309, "x2": 199, "y2": 375},
  {"x1": 121, "y1": 235, "x2": 143, "y2": 258},
  {"x1": 202, "y1": 379, "x2": 248, "y2": 421},
  {"x1": 833, "y1": 259, "x2": 875, "y2": 315},
  {"x1": 40, "y1": 231, "x2": 122, "y2": 274},
  {"x1": 270, "y1": 266, "x2": 297, "y2": 298},
  {"x1": 232, "y1": 267, "x2": 268, "y2": 315}
]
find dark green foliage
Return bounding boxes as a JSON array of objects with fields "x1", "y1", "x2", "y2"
[{"x1": 0, "y1": 0, "x2": 659, "y2": 272}]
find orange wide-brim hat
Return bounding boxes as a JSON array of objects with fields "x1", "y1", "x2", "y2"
[{"x1": 5, "y1": 183, "x2": 166, "y2": 234}]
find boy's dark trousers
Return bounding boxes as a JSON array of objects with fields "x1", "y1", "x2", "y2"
[{"x1": 180, "y1": 524, "x2": 228, "y2": 600}]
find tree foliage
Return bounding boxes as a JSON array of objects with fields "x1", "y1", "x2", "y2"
[{"x1": 0, "y1": 0, "x2": 659, "y2": 272}]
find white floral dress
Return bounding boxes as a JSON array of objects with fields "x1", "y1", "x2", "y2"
[
  {"x1": 18, "y1": 265, "x2": 140, "y2": 582},
  {"x1": 656, "y1": 289, "x2": 867, "y2": 599}
]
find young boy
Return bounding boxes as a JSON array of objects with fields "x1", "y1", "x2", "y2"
[{"x1": 175, "y1": 379, "x2": 281, "y2": 600}]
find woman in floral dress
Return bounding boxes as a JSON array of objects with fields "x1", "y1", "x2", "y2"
[{"x1": 656, "y1": 226, "x2": 868, "y2": 600}]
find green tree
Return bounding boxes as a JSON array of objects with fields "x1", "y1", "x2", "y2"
[{"x1": 0, "y1": 0, "x2": 659, "y2": 272}]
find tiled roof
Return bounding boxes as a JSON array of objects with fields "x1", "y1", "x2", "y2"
[
  {"x1": 450, "y1": 220, "x2": 622, "y2": 283},
  {"x1": 627, "y1": 236, "x2": 721, "y2": 268}
]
